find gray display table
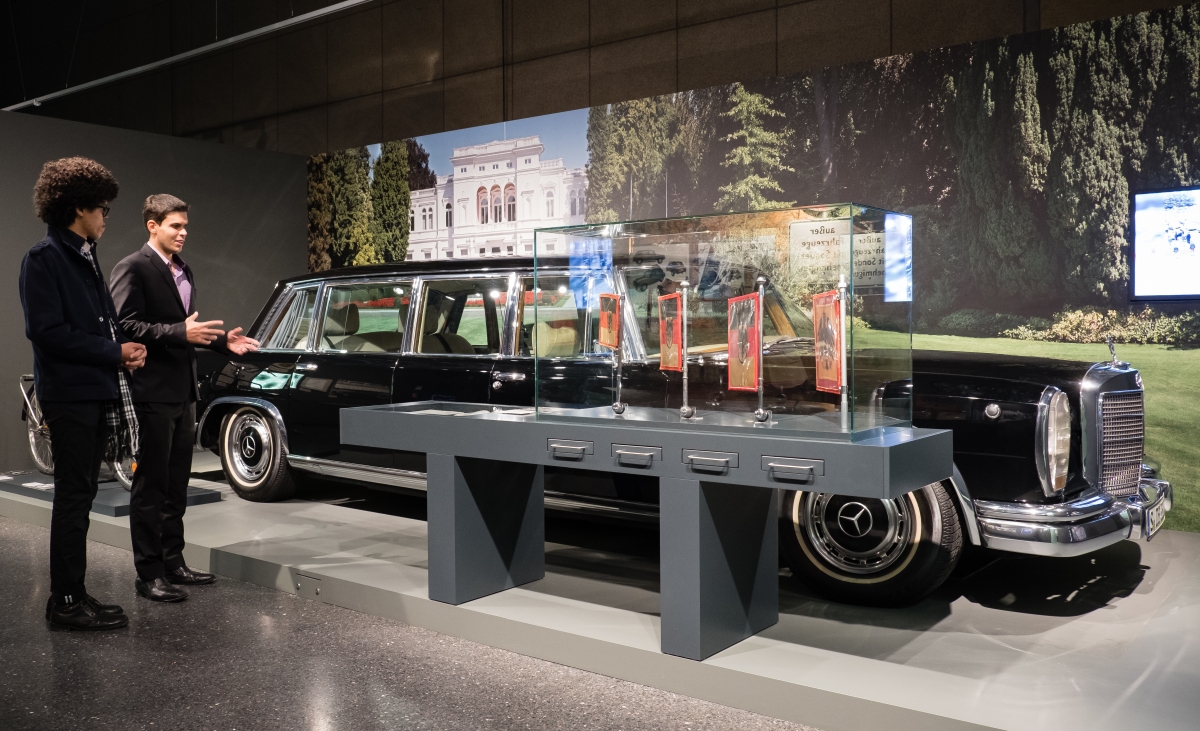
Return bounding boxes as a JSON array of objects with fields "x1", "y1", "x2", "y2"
[{"x1": 341, "y1": 402, "x2": 952, "y2": 660}]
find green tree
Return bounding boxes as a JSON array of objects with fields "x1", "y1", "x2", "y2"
[
  {"x1": 307, "y1": 153, "x2": 332, "y2": 272},
  {"x1": 1046, "y1": 15, "x2": 1165, "y2": 303},
  {"x1": 953, "y1": 42, "x2": 1056, "y2": 305},
  {"x1": 406, "y1": 139, "x2": 438, "y2": 190},
  {"x1": 714, "y1": 83, "x2": 794, "y2": 212},
  {"x1": 328, "y1": 147, "x2": 378, "y2": 267},
  {"x1": 585, "y1": 98, "x2": 677, "y2": 221},
  {"x1": 585, "y1": 104, "x2": 622, "y2": 223},
  {"x1": 371, "y1": 140, "x2": 411, "y2": 262}
]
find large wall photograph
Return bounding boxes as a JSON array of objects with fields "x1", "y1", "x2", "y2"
[{"x1": 309, "y1": 5, "x2": 1200, "y2": 530}]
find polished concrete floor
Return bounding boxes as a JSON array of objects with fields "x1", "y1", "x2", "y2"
[
  {"x1": 0, "y1": 514, "x2": 816, "y2": 731},
  {"x1": 3, "y1": 452, "x2": 1199, "y2": 731}
]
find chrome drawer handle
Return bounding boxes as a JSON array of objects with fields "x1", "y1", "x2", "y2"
[
  {"x1": 493, "y1": 372, "x2": 526, "y2": 382},
  {"x1": 551, "y1": 445, "x2": 586, "y2": 459},
  {"x1": 766, "y1": 462, "x2": 814, "y2": 479},
  {"x1": 615, "y1": 449, "x2": 655, "y2": 465},
  {"x1": 295, "y1": 363, "x2": 318, "y2": 371},
  {"x1": 687, "y1": 456, "x2": 729, "y2": 467}
]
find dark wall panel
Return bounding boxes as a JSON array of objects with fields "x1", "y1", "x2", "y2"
[{"x1": 0, "y1": 110, "x2": 307, "y2": 469}]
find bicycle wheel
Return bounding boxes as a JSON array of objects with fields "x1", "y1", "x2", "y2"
[{"x1": 25, "y1": 385, "x2": 54, "y2": 475}]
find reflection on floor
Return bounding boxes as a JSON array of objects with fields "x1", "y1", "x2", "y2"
[{"x1": 1, "y1": 455, "x2": 1197, "y2": 731}]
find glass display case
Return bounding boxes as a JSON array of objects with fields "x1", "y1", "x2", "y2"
[{"x1": 531, "y1": 205, "x2": 914, "y2": 441}]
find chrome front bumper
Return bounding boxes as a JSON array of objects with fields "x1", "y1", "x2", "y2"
[{"x1": 974, "y1": 479, "x2": 1173, "y2": 558}]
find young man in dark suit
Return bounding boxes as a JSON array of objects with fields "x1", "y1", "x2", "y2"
[
  {"x1": 110, "y1": 194, "x2": 259, "y2": 602},
  {"x1": 20, "y1": 157, "x2": 147, "y2": 630}
]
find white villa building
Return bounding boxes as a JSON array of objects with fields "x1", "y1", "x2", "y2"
[{"x1": 406, "y1": 135, "x2": 588, "y2": 260}]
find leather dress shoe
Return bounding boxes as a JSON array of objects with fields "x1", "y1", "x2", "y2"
[
  {"x1": 166, "y1": 565, "x2": 215, "y2": 586},
  {"x1": 135, "y1": 577, "x2": 188, "y2": 602},
  {"x1": 45, "y1": 594, "x2": 123, "y2": 620},
  {"x1": 47, "y1": 599, "x2": 128, "y2": 631}
]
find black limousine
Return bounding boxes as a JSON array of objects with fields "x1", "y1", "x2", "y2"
[{"x1": 193, "y1": 257, "x2": 1172, "y2": 606}]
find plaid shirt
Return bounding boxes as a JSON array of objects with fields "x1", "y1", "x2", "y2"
[{"x1": 79, "y1": 240, "x2": 140, "y2": 460}]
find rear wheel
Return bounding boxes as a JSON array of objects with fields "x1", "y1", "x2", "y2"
[
  {"x1": 219, "y1": 406, "x2": 295, "y2": 502},
  {"x1": 780, "y1": 481, "x2": 962, "y2": 607}
]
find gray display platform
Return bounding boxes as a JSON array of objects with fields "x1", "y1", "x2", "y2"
[
  {"x1": 0, "y1": 474, "x2": 222, "y2": 517},
  {"x1": 340, "y1": 401, "x2": 953, "y2": 660},
  {"x1": 3, "y1": 483, "x2": 1195, "y2": 731}
]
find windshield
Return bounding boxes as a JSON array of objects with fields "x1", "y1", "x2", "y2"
[{"x1": 621, "y1": 265, "x2": 813, "y2": 358}]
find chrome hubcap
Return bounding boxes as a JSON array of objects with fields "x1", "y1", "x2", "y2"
[
  {"x1": 801, "y1": 493, "x2": 914, "y2": 574},
  {"x1": 229, "y1": 412, "x2": 271, "y2": 483}
]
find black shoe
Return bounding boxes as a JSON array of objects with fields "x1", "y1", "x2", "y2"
[
  {"x1": 47, "y1": 599, "x2": 128, "y2": 631},
  {"x1": 135, "y1": 577, "x2": 188, "y2": 602},
  {"x1": 44, "y1": 595, "x2": 120, "y2": 619},
  {"x1": 166, "y1": 565, "x2": 215, "y2": 586}
]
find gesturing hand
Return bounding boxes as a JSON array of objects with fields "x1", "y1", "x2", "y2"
[
  {"x1": 185, "y1": 311, "x2": 225, "y2": 345},
  {"x1": 225, "y1": 327, "x2": 261, "y2": 356},
  {"x1": 121, "y1": 342, "x2": 146, "y2": 371}
]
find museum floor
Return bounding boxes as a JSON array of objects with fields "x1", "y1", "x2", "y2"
[
  {"x1": 2, "y1": 453, "x2": 1198, "y2": 731},
  {"x1": 0, "y1": 514, "x2": 811, "y2": 731}
]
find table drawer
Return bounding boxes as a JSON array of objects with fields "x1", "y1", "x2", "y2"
[
  {"x1": 761, "y1": 456, "x2": 823, "y2": 482},
  {"x1": 547, "y1": 439, "x2": 593, "y2": 460},
  {"x1": 611, "y1": 444, "x2": 663, "y2": 467},
  {"x1": 682, "y1": 449, "x2": 739, "y2": 472}
]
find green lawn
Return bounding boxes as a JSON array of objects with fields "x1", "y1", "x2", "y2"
[{"x1": 913, "y1": 334, "x2": 1200, "y2": 533}]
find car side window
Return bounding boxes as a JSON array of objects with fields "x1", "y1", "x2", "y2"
[
  {"x1": 259, "y1": 286, "x2": 318, "y2": 350},
  {"x1": 516, "y1": 275, "x2": 609, "y2": 357},
  {"x1": 318, "y1": 281, "x2": 412, "y2": 353},
  {"x1": 415, "y1": 278, "x2": 508, "y2": 355}
]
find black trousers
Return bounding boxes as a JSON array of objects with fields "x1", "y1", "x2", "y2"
[
  {"x1": 129, "y1": 400, "x2": 196, "y2": 581},
  {"x1": 43, "y1": 400, "x2": 111, "y2": 603}
]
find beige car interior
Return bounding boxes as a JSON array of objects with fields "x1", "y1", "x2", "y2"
[
  {"x1": 418, "y1": 287, "x2": 477, "y2": 355},
  {"x1": 321, "y1": 301, "x2": 408, "y2": 353}
]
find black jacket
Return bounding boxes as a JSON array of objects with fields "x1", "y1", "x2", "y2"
[
  {"x1": 20, "y1": 227, "x2": 128, "y2": 402},
  {"x1": 110, "y1": 243, "x2": 227, "y2": 403}
]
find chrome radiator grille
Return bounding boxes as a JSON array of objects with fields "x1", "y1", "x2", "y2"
[{"x1": 1099, "y1": 390, "x2": 1144, "y2": 496}]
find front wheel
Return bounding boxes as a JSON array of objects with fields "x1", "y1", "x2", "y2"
[
  {"x1": 219, "y1": 406, "x2": 295, "y2": 502},
  {"x1": 780, "y1": 481, "x2": 962, "y2": 607}
]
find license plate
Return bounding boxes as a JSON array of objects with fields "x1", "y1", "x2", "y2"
[{"x1": 1145, "y1": 499, "x2": 1167, "y2": 540}]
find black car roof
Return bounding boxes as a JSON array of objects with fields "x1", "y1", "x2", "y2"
[{"x1": 280, "y1": 256, "x2": 573, "y2": 286}]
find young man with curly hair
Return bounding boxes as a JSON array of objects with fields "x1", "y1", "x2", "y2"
[{"x1": 19, "y1": 157, "x2": 147, "y2": 631}]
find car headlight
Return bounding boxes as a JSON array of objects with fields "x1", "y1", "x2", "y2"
[{"x1": 1035, "y1": 387, "x2": 1072, "y2": 495}]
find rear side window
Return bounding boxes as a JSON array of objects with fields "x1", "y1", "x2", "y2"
[
  {"x1": 515, "y1": 274, "x2": 618, "y2": 358},
  {"x1": 260, "y1": 286, "x2": 318, "y2": 350},
  {"x1": 318, "y1": 281, "x2": 412, "y2": 353},
  {"x1": 415, "y1": 278, "x2": 508, "y2": 355}
]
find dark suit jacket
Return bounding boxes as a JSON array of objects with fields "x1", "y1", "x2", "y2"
[
  {"x1": 19, "y1": 226, "x2": 129, "y2": 402},
  {"x1": 110, "y1": 243, "x2": 227, "y2": 403}
]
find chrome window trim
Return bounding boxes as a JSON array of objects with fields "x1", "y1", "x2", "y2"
[
  {"x1": 312, "y1": 276, "x2": 417, "y2": 355},
  {"x1": 404, "y1": 271, "x2": 517, "y2": 357},
  {"x1": 256, "y1": 282, "x2": 321, "y2": 353}
]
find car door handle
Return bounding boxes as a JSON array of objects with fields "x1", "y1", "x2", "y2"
[
  {"x1": 493, "y1": 372, "x2": 526, "y2": 382},
  {"x1": 295, "y1": 363, "x2": 319, "y2": 372}
]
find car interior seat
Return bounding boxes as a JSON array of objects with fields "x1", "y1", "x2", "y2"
[
  {"x1": 322, "y1": 302, "x2": 360, "y2": 350},
  {"x1": 534, "y1": 319, "x2": 578, "y2": 357},
  {"x1": 419, "y1": 298, "x2": 476, "y2": 354}
]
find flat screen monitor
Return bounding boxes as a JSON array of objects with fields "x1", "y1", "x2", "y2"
[{"x1": 1131, "y1": 187, "x2": 1200, "y2": 300}]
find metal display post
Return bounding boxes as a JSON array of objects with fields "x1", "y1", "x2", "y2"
[
  {"x1": 679, "y1": 281, "x2": 695, "y2": 419},
  {"x1": 612, "y1": 343, "x2": 625, "y2": 414},
  {"x1": 753, "y1": 276, "x2": 771, "y2": 423},
  {"x1": 838, "y1": 273, "x2": 849, "y2": 430}
]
